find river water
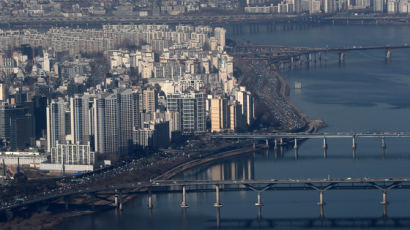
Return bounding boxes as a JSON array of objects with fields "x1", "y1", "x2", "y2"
[{"x1": 59, "y1": 24, "x2": 410, "y2": 229}]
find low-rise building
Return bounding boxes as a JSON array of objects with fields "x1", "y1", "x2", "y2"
[{"x1": 40, "y1": 141, "x2": 94, "y2": 172}]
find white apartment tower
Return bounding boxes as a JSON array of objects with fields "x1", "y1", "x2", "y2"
[
  {"x1": 214, "y1": 27, "x2": 226, "y2": 50},
  {"x1": 373, "y1": 0, "x2": 384, "y2": 11},
  {"x1": 387, "y1": 0, "x2": 398, "y2": 13},
  {"x1": 94, "y1": 93, "x2": 119, "y2": 154},
  {"x1": 324, "y1": 0, "x2": 337, "y2": 13},
  {"x1": 0, "y1": 83, "x2": 8, "y2": 101},
  {"x1": 399, "y1": 0, "x2": 408, "y2": 13},
  {"x1": 94, "y1": 89, "x2": 141, "y2": 154},
  {"x1": 237, "y1": 87, "x2": 255, "y2": 126},
  {"x1": 46, "y1": 99, "x2": 66, "y2": 152},
  {"x1": 43, "y1": 52, "x2": 50, "y2": 72},
  {"x1": 70, "y1": 94, "x2": 92, "y2": 145},
  {"x1": 211, "y1": 97, "x2": 229, "y2": 132},
  {"x1": 119, "y1": 89, "x2": 136, "y2": 153},
  {"x1": 167, "y1": 92, "x2": 206, "y2": 133}
]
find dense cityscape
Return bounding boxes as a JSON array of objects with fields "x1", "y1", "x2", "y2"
[
  {"x1": 0, "y1": 24, "x2": 260, "y2": 172},
  {"x1": 1, "y1": 0, "x2": 410, "y2": 229},
  {"x1": 0, "y1": 0, "x2": 409, "y2": 16}
]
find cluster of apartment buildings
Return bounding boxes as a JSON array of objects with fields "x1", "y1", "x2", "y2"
[
  {"x1": 0, "y1": 24, "x2": 222, "y2": 56},
  {"x1": 0, "y1": 0, "x2": 243, "y2": 17},
  {"x1": 23, "y1": 24, "x2": 254, "y2": 172},
  {"x1": 384, "y1": 0, "x2": 410, "y2": 13}
]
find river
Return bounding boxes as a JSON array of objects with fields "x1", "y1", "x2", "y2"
[{"x1": 58, "y1": 24, "x2": 410, "y2": 230}]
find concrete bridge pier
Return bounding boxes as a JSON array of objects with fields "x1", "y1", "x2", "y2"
[
  {"x1": 339, "y1": 52, "x2": 345, "y2": 64},
  {"x1": 255, "y1": 192, "x2": 263, "y2": 207},
  {"x1": 293, "y1": 138, "x2": 298, "y2": 150},
  {"x1": 114, "y1": 189, "x2": 123, "y2": 210},
  {"x1": 298, "y1": 56, "x2": 303, "y2": 67},
  {"x1": 380, "y1": 190, "x2": 389, "y2": 217},
  {"x1": 380, "y1": 190, "x2": 389, "y2": 205},
  {"x1": 280, "y1": 138, "x2": 284, "y2": 146},
  {"x1": 381, "y1": 137, "x2": 386, "y2": 150},
  {"x1": 114, "y1": 190, "x2": 119, "y2": 207},
  {"x1": 274, "y1": 139, "x2": 278, "y2": 149},
  {"x1": 322, "y1": 137, "x2": 328, "y2": 150},
  {"x1": 289, "y1": 58, "x2": 294, "y2": 70},
  {"x1": 214, "y1": 185, "x2": 223, "y2": 207},
  {"x1": 253, "y1": 142, "x2": 256, "y2": 150},
  {"x1": 307, "y1": 53, "x2": 313, "y2": 67},
  {"x1": 294, "y1": 149, "x2": 299, "y2": 160},
  {"x1": 385, "y1": 49, "x2": 391, "y2": 62},
  {"x1": 114, "y1": 190, "x2": 123, "y2": 210},
  {"x1": 265, "y1": 139, "x2": 269, "y2": 147},
  {"x1": 323, "y1": 137, "x2": 328, "y2": 158},
  {"x1": 148, "y1": 190, "x2": 153, "y2": 209},
  {"x1": 308, "y1": 53, "x2": 313, "y2": 63},
  {"x1": 180, "y1": 186, "x2": 189, "y2": 208},
  {"x1": 317, "y1": 190, "x2": 326, "y2": 206},
  {"x1": 352, "y1": 137, "x2": 357, "y2": 150},
  {"x1": 118, "y1": 190, "x2": 123, "y2": 211}
]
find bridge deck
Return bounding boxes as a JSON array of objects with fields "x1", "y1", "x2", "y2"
[
  {"x1": 2, "y1": 177, "x2": 410, "y2": 211},
  {"x1": 212, "y1": 132, "x2": 410, "y2": 139}
]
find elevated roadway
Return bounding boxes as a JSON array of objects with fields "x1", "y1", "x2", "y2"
[
  {"x1": 2, "y1": 177, "x2": 410, "y2": 212},
  {"x1": 211, "y1": 132, "x2": 410, "y2": 139}
]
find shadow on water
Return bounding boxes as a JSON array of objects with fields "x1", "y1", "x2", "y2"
[{"x1": 207, "y1": 215, "x2": 410, "y2": 229}]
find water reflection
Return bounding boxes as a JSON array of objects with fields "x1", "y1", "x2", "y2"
[
  {"x1": 216, "y1": 207, "x2": 221, "y2": 229},
  {"x1": 177, "y1": 145, "x2": 410, "y2": 183},
  {"x1": 209, "y1": 215, "x2": 410, "y2": 229},
  {"x1": 177, "y1": 157, "x2": 255, "y2": 181}
]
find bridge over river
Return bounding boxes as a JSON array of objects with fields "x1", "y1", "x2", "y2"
[
  {"x1": 2, "y1": 177, "x2": 410, "y2": 219},
  {"x1": 212, "y1": 132, "x2": 410, "y2": 156},
  {"x1": 233, "y1": 44, "x2": 410, "y2": 67}
]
